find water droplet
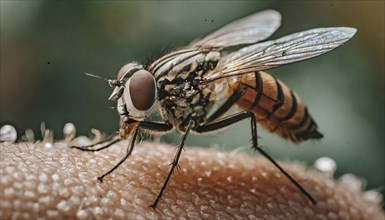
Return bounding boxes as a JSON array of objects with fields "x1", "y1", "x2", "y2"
[
  {"x1": 44, "y1": 142, "x2": 53, "y2": 148},
  {"x1": 0, "y1": 124, "x2": 17, "y2": 142},
  {"x1": 362, "y1": 190, "x2": 383, "y2": 203},
  {"x1": 204, "y1": 170, "x2": 211, "y2": 177},
  {"x1": 339, "y1": 173, "x2": 364, "y2": 191},
  {"x1": 314, "y1": 157, "x2": 337, "y2": 175},
  {"x1": 73, "y1": 136, "x2": 92, "y2": 146},
  {"x1": 52, "y1": 174, "x2": 60, "y2": 182},
  {"x1": 76, "y1": 209, "x2": 90, "y2": 219},
  {"x1": 63, "y1": 123, "x2": 76, "y2": 137},
  {"x1": 23, "y1": 129, "x2": 35, "y2": 142},
  {"x1": 56, "y1": 200, "x2": 71, "y2": 212}
]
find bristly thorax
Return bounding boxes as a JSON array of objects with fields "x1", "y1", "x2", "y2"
[{"x1": 150, "y1": 49, "x2": 221, "y2": 132}]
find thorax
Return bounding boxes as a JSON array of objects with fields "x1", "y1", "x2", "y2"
[{"x1": 149, "y1": 49, "x2": 222, "y2": 132}]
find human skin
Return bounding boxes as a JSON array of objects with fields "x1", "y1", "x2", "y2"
[{"x1": 0, "y1": 140, "x2": 384, "y2": 219}]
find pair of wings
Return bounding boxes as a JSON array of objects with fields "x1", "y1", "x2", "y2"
[{"x1": 155, "y1": 9, "x2": 356, "y2": 82}]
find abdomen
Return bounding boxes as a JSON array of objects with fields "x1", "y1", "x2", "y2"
[{"x1": 233, "y1": 71, "x2": 323, "y2": 142}]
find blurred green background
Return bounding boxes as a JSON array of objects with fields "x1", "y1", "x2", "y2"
[{"x1": 1, "y1": 1, "x2": 384, "y2": 202}]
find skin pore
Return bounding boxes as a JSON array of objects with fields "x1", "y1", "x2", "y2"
[{"x1": 1, "y1": 140, "x2": 384, "y2": 219}]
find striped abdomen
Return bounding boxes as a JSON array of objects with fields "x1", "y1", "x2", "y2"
[{"x1": 233, "y1": 71, "x2": 323, "y2": 142}]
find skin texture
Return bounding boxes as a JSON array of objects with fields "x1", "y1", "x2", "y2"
[{"x1": 0, "y1": 140, "x2": 384, "y2": 219}]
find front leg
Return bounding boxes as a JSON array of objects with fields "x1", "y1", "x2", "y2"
[
  {"x1": 96, "y1": 120, "x2": 173, "y2": 182},
  {"x1": 97, "y1": 127, "x2": 139, "y2": 182},
  {"x1": 71, "y1": 133, "x2": 120, "y2": 152}
]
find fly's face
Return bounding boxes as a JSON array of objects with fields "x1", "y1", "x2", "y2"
[{"x1": 108, "y1": 63, "x2": 157, "y2": 138}]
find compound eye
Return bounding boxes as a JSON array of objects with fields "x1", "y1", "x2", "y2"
[{"x1": 128, "y1": 70, "x2": 156, "y2": 111}]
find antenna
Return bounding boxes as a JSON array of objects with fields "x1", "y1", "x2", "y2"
[
  {"x1": 85, "y1": 73, "x2": 110, "y2": 82},
  {"x1": 84, "y1": 73, "x2": 121, "y2": 87}
]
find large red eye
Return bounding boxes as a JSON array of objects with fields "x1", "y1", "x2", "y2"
[{"x1": 128, "y1": 70, "x2": 156, "y2": 111}]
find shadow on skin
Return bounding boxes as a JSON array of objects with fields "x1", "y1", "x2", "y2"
[{"x1": 1, "y1": 141, "x2": 384, "y2": 219}]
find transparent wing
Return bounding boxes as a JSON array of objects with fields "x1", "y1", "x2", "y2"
[
  {"x1": 189, "y1": 9, "x2": 281, "y2": 49},
  {"x1": 204, "y1": 27, "x2": 357, "y2": 82}
]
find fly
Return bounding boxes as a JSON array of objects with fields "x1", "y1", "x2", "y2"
[{"x1": 72, "y1": 9, "x2": 356, "y2": 208}]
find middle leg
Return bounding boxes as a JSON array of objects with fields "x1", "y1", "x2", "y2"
[{"x1": 149, "y1": 121, "x2": 193, "y2": 209}]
